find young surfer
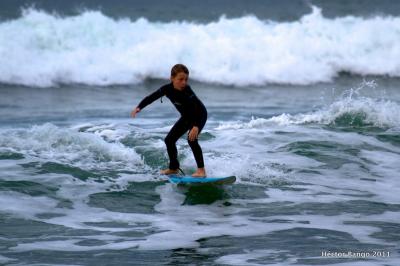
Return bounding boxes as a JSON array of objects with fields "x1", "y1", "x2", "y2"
[{"x1": 131, "y1": 64, "x2": 207, "y2": 177}]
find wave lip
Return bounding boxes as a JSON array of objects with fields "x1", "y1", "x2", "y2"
[
  {"x1": 283, "y1": 96, "x2": 400, "y2": 128},
  {"x1": 217, "y1": 93, "x2": 400, "y2": 130},
  {"x1": 2, "y1": 6, "x2": 400, "y2": 87}
]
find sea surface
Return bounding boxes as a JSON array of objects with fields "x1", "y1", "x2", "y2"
[{"x1": 1, "y1": 1, "x2": 400, "y2": 265}]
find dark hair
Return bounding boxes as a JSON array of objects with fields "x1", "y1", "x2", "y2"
[{"x1": 171, "y1": 64, "x2": 189, "y2": 77}]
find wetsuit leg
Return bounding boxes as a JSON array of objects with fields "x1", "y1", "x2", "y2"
[
  {"x1": 187, "y1": 113, "x2": 207, "y2": 168},
  {"x1": 164, "y1": 117, "x2": 190, "y2": 170},
  {"x1": 188, "y1": 139, "x2": 204, "y2": 168}
]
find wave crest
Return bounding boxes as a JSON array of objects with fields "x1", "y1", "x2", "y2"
[
  {"x1": 217, "y1": 89, "x2": 400, "y2": 129},
  {"x1": 1, "y1": 7, "x2": 400, "y2": 87}
]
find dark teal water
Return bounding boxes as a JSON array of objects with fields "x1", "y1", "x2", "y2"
[
  {"x1": 3, "y1": 0, "x2": 400, "y2": 22},
  {"x1": 1, "y1": 76, "x2": 400, "y2": 265}
]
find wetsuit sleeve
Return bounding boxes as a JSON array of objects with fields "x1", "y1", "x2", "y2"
[{"x1": 137, "y1": 86, "x2": 166, "y2": 110}]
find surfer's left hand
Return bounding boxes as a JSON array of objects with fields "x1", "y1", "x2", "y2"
[{"x1": 188, "y1": 126, "x2": 199, "y2": 141}]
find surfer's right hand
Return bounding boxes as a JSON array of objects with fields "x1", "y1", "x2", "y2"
[{"x1": 130, "y1": 107, "x2": 140, "y2": 118}]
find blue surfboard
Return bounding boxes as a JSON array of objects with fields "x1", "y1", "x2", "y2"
[{"x1": 168, "y1": 175, "x2": 236, "y2": 185}]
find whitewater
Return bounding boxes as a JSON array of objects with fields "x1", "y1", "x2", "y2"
[{"x1": 1, "y1": 6, "x2": 400, "y2": 87}]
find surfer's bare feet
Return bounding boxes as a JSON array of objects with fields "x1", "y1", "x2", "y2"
[
  {"x1": 192, "y1": 168, "x2": 206, "y2": 177},
  {"x1": 160, "y1": 168, "x2": 179, "y2": 175}
]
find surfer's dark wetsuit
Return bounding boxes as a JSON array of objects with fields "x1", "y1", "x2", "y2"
[{"x1": 137, "y1": 82, "x2": 207, "y2": 170}]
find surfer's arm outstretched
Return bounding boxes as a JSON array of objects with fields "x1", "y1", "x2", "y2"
[{"x1": 131, "y1": 87, "x2": 166, "y2": 118}]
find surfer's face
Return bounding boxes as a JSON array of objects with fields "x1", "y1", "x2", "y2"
[{"x1": 171, "y1": 72, "x2": 188, "y2": 91}]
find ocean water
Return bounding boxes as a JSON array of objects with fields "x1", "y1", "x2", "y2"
[{"x1": 1, "y1": 1, "x2": 400, "y2": 265}]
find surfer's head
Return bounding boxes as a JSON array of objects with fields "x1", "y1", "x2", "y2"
[{"x1": 171, "y1": 64, "x2": 189, "y2": 91}]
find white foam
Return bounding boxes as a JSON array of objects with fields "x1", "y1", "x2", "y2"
[
  {"x1": 0, "y1": 123, "x2": 145, "y2": 171},
  {"x1": 13, "y1": 239, "x2": 140, "y2": 252},
  {"x1": 0, "y1": 191, "x2": 59, "y2": 218},
  {"x1": 2, "y1": 6, "x2": 400, "y2": 87},
  {"x1": 0, "y1": 255, "x2": 16, "y2": 263}
]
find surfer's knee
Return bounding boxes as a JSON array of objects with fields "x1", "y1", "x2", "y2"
[{"x1": 187, "y1": 138, "x2": 198, "y2": 147}]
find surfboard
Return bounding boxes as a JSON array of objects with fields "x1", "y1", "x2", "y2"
[{"x1": 168, "y1": 175, "x2": 236, "y2": 185}]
